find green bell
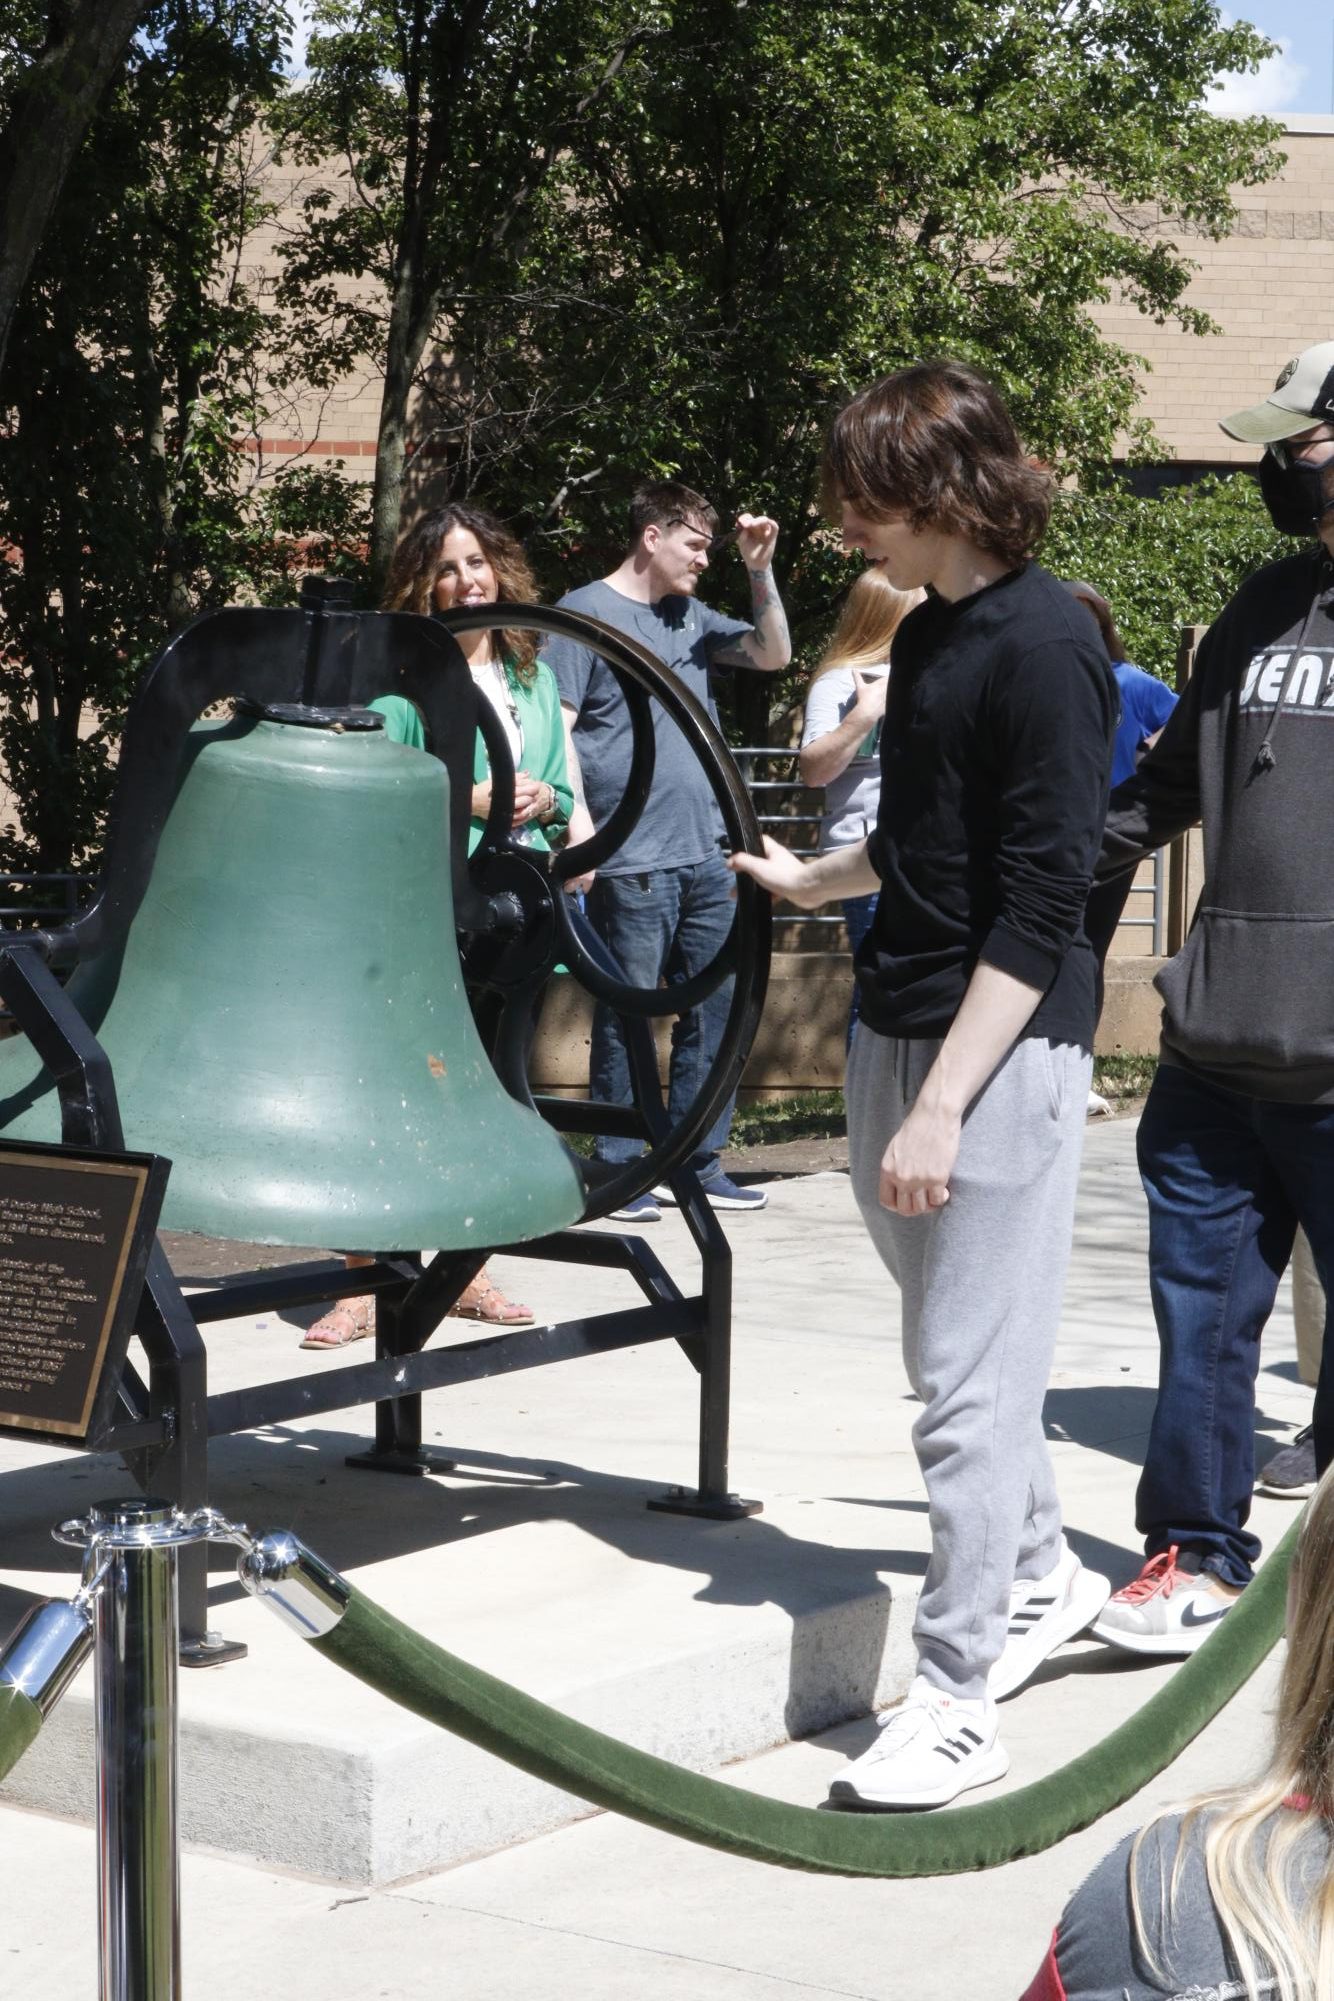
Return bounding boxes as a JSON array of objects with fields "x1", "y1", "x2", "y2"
[{"x1": 0, "y1": 709, "x2": 585, "y2": 1249}]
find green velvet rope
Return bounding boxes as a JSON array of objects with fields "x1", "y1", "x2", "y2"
[
  {"x1": 311, "y1": 1515, "x2": 1298, "y2": 1878},
  {"x1": 0, "y1": 1684, "x2": 42, "y2": 1787}
]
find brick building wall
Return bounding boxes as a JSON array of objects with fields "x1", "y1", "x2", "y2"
[
  {"x1": 1090, "y1": 116, "x2": 1334, "y2": 467},
  {"x1": 251, "y1": 117, "x2": 1334, "y2": 479},
  {"x1": 240, "y1": 160, "x2": 384, "y2": 478}
]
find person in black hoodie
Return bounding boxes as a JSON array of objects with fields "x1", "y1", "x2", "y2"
[
  {"x1": 733, "y1": 361, "x2": 1117, "y2": 1809},
  {"x1": 1090, "y1": 341, "x2": 1334, "y2": 1659}
]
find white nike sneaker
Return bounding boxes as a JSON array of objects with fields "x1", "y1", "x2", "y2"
[
  {"x1": 1090, "y1": 1547, "x2": 1240, "y2": 1657},
  {"x1": 989, "y1": 1541, "x2": 1112, "y2": 1700},
  {"x1": 826, "y1": 1676, "x2": 1009, "y2": 1811}
]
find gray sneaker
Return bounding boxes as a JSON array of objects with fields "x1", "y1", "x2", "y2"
[
  {"x1": 1257, "y1": 1425, "x2": 1317, "y2": 1499},
  {"x1": 1090, "y1": 1548, "x2": 1238, "y2": 1657}
]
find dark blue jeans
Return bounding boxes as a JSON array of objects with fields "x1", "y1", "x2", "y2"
[
  {"x1": 842, "y1": 891, "x2": 878, "y2": 1046},
  {"x1": 586, "y1": 849, "x2": 737, "y2": 1181},
  {"x1": 1135, "y1": 1060, "x2": 1334, "y2": 1587}
]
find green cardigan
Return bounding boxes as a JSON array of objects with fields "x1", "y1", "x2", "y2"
[{"x1": 370, "y1": 656, "x2": 573, "y2": 856}]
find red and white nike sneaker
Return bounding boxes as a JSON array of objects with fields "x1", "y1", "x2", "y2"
[{"x1": 1090, "y1": 1546, "x2": 1240, "y2": 1657}]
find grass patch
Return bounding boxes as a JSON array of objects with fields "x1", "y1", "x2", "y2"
[
  {"x1": 1092, "y1": 1052, "x2": 1158, "y2": 1106},
  {"x1": 729, "y1": 1090, "x2": 846, "y2": 1147},
  {"x1": 554, "y1": 1055, "x2": 1156, "y2": 1160}
]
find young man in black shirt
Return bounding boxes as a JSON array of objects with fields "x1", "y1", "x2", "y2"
[{"x1": 734, "y1": 361, "x2": 1117, "y2": 1809}]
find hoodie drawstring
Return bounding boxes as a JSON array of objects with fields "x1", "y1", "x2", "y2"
[{"x1": 1251, "y1": 552, "x2": 1334, "y2": 776}]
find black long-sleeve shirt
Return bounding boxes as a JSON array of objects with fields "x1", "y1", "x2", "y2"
[{"x1": 857, "y1": 560, "x2": 1118, "y2": 1048}]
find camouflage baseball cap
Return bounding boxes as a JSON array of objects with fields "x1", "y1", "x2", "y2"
[{"x1": 1221, "y1": 342, "x2": 1334, "y2": 443}]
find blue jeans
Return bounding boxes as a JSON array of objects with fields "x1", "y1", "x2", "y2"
[
  {"x1": 586, "y1": 849, "x2": 737, "y2": 1181},
  {"x1": 1135, "y1": 1061, "x2": 1334, "y2": 1587},
  {"x1": 842, "y1": 892, "x2": 878, "y2": 1045}
]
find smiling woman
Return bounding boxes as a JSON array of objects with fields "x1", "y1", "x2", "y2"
[{"x1": 297, "y1": 501, "x2": 587, "y2": 1349}]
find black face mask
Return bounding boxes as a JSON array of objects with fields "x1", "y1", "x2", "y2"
[{"x1": 1259, "y1": 448, "x2": 1334, "y2": 536}]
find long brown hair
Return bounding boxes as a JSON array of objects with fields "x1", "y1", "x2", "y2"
[
  {"x1": 821, "y1": 361, "x2": 1053, "y2": 566},
  {"x1": 383, "y1": 503, "x2": 541, "y2": 683},
  {"x1": 810, "y1": 567, "x2": 924, "y2": 686},
  {"x1": 1063, "y1": 580, "x2": 1129, "y2": 664}
]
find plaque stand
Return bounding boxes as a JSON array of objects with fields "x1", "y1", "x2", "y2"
[{"x1": 0, "y1": 948, "x2": 244, "y2": 1665}]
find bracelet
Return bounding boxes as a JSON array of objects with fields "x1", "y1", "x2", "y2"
[{"x1": 537, "y1": 782, "x2": 558, "y2": 824}]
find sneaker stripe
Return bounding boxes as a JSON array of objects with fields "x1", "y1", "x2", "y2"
[
  {"x1": 1007, "y1": 1597, "x2": 1058, "y2": 1631},
  {"x1": 958, "y1": 1727, "x2": 984, "y2": 1746}
]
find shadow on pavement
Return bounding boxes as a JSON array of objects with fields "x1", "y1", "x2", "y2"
[{"x1": 0, "y1": 1431, "x2": 917, "y2": 1740}]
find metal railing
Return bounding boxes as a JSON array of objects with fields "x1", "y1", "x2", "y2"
[
  {"x1": 0, "y1": 807, "x2": 1168, "y2": 957},
  {"x1": 732, "y1": 747, "x2": 843, "y2": 940},
  {"x1": 733, "y1": 746, "x2": 1166, "y2": 957},
  {"x1": 0, "y1": 872, "x2": 94, "y2": 928}
]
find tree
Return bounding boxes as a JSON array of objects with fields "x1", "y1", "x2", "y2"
[
  {"x1": 0, "y1": 1, "x2": 368, "y2": 874},
  {"x1": 0, "y1": 0, "x2": 149, "y2": 378},
  {"x1": 1040, "y1": 474, "x2": 1291, "y2": 682},
  {"x1": 461, "y1": 0, "x2": 1282, "y2": 735},
  {"x1": 0, "y1": 0, "x2": 1292, "y2": 871},
  {"x1": 277, "y1": 0, "x2": 668, "y2": 600}
]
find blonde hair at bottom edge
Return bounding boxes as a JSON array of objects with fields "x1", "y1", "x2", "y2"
[{"x1": 1131, "y1": 1463, "x2": 1334, "y2": 2001}]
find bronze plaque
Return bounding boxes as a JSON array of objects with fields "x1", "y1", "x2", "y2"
[{"x1": 0, "y1": 1140, "x2": 166, "y2": 1444}]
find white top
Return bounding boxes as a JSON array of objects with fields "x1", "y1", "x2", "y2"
[
  {"x1": 469, "y1": 656, "x2": 523, "y2": 764},
  {"x1": 800, "y1": 664, "x2": 885, "y2": 851}
]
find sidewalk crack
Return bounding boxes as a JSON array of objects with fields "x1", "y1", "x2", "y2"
[{"x1": 389, "y1": 1895, "x2": 880, "y2": 1998}]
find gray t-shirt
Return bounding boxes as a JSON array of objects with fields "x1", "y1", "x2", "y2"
[
  {"x1": 800, "y1": 665, "x2": 885, "y2": 851},
  {"x1": 546, "y1": 579, "x2": 752, "y2": 876},
  {"x1": 1041, "y1": 1809, "x2": 1330, "y2": 1999}
]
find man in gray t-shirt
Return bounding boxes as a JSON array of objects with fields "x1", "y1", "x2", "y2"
[{"x1": 544, "y1": 480, "x2": 791, "y2": 1217}]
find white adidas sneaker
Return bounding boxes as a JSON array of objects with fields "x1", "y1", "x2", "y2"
[
  {"x1": 826, "y1": 1676, "x2": 1009, "y2": 1811},
  {"x1": 990, "y1": 1541, "x2": 1112, "y2": 1701}
]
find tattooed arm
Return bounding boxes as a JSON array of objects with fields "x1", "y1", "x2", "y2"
[{"x1": 710, "y1": 513, "x2": 792, "y2": 673}]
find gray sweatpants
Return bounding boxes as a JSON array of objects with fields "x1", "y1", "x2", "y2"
[{"x1": 846, "y1": 1027, "x2": 1091, "y2": 1699}]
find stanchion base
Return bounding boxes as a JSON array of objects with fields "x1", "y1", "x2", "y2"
[
  {"x1": 647, "y1": 1485, "x2": 763, "y2": 1521},
  {"x1": 345, "y1": 1446, "x2": 459, "y2": 1477},
  {"x1": 180, "y1": 1629, "x2": 248, "y2": 1669}
]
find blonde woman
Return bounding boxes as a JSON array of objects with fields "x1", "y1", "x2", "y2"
[
  {"x1": 1023, "y1": 1472, "x2": 1334, "y2": 1999},
  {"x1": 798, "y1": 566, "x2": 923, "y2": 1039}
]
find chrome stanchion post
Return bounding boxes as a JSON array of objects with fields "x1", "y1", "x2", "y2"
[
  {"x1": 91, "y1": 1498, "x2": 182, "y2": 2001},
  {"x1": 48, "y1": 1501, "x2": 349, "y2": 2001},
  {"x1": 55, "y1": 1499, "x2": 216, "y2": 2001}
]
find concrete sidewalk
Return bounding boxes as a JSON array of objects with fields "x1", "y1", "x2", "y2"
[{"x1": 0, "y1": 1115, "x2": 1311, "y2": 1997}]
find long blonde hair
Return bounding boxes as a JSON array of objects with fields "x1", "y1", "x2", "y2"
[
  {"x1": 1132, "y1": 1470, "x2": 1334, "y2": 1999},
  {"x1": 810, "y1": 566, "x2": 923, "y2": 684}
]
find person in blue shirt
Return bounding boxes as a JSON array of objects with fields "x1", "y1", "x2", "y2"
[{"x1": 1063, "y1": 581, "x2": 1177, "y2": 785}]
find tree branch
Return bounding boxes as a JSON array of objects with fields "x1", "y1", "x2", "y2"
[{"x1": 0, "y1": 0, "x2": 146, "y2": 379}]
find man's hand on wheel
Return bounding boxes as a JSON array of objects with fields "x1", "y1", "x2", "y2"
[{"x1": 729, "y1": 835, "x2": 816, "y2": 906}]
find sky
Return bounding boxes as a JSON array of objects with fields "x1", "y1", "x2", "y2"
[
  {"x1": 1210, "y1": 5, "x2": 1333, "y2": 116},
  {"x1": 288, "y1": 1, "x2": 314, "y2": 74}
]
